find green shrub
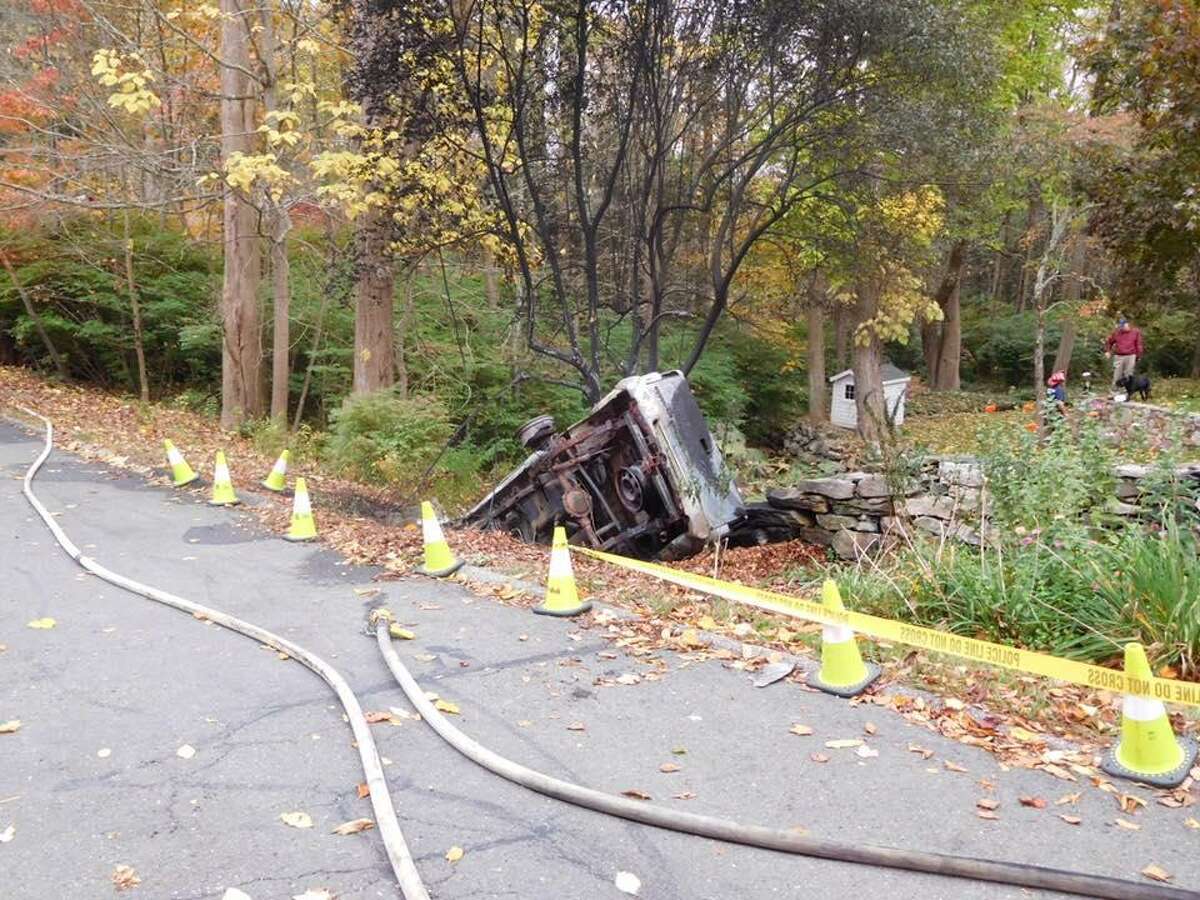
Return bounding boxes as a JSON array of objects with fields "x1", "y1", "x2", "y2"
[
  {"x1": 978, "y1": 410, "x2": 1115, "y2": 533},
  {"x1": 1088, "y1": 520, "x2": 1200, "y2": 676},
  {"x1": 325, "y1": 391, "x2": 453, "y2": 486}
]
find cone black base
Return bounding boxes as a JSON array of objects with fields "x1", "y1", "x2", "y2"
[
  {"x1": 807, "y1": 662, "x2": 881, "y2": 698},
  {"x1": 533, "y1": 599, "x2": 592, "y2": 618},
  {"x1": 417, "y1": 559, "x2": 464, "y2": 578},
  {"x1": 1101, "y1": 736, "x2": 1197, "y2": 788}
]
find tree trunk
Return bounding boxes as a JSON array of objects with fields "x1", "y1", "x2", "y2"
[
  {"x1": 353, "y1": 205, "x2": 396, "y2": 394},
  {"x1": 482, "y1": 249, "x2": 500, "y2": 309},
  {"x1": 219, "y1": 0, "x2": 264, "y2": 428},
  {"x1": 852, "y1": 282, "x2": 887, "y2": 447},
  {"x1": 1051, "y1": 234, "x2": 1087, "y2": 375},
  {"x1": 1, "y1": 250, "x2": 67, "y2": 378},
  {"x1": 935, "y1": 269, "x2": 963, "y2": 390},
  {"x1": 834, "y1": 302, "x2": 850, "y2": 370},
  {"x1": 1052, "y1": 320, "x2": 1076, "y2": 376},
  {"x1": 122, "y1": 210, "x2": 150, "y2": 402},
  {"x1": 259, "y1": 5, "x2": 290, "y2": 424},
  {"x1": 806, "y1": 302, "x2": 826, "y2": 423},
  {"x1": 269, "y1": 211, "x2": 291, "y2": 423}
]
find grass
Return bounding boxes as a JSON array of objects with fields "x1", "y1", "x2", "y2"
[{"x1": 1153, "y1": 377, "x2": 1200, "y2": 413}]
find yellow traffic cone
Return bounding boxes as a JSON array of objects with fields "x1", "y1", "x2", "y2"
[
  {"x1": 1101, "y1": 643, "x2": 1197, "y2": 787},
  {"x1": 806, "y1": 579, "x2": 880, "y2": 697},
  {"x1": 284, "y1": 477, "x2": 317, "y2": 542},
  {"x1": 533, "y1": 526, "x2": 592, "y2": 617},
  {"x1": 262, "y1": 449, "x2": 289, "y2": 492},
  {"x1": 208, "y1": 451, "x2": 239, "y2": 506},
  {"x1": 416, "y1": 501, "x2": 462, "y2": 577},
  {"x1": 163, "y1": 439, "x2": 199, "y2": 487}
]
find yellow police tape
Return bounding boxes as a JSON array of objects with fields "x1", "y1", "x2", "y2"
[{"x1": 571, "y1": 545, "x2": 1200, "y2": 709}]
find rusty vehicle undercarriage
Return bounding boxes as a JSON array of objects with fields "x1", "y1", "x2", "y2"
[{"x1": 464, "y1": 371, "x2": 746, "y2": 560}]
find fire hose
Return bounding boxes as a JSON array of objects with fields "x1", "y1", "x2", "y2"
[
  {"x1": 373, "y1": 614, "x2": 1198, "y2": 899},
  {"x1": 14, "y1": 407, "x2": 430, "y2": 900}
]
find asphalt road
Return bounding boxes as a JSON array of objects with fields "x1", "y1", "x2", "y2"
[{"x1": 1, "y1": 419, "x2": 1197, "y2": 900}]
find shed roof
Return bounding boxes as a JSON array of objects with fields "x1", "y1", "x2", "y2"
[{"x1": 829, "y1": 363, "x2": 911, "y2": 385}]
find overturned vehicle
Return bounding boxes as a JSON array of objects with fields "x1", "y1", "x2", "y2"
[{"x1": 464, "y1": 371, "x2": 744, "y2": 560}]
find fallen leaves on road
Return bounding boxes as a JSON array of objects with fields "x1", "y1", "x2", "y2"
[
  {"x1": 388, "y1": 624, "x2": 415, "y2": 640},
  {"x1": 671, "y1": 746, "x2": 687, "y2": 755},
  {"x1": 621, "y1": 789, "x2": 652, "y2": 800},
  {"x1": 356, "y1": 783, "x2": 370, "y2": 799},
  {"x1": 809, "y1": 753, "x2": 830, "y2": 763},
  {"x1": 658, "y1": 762, "x2": 681, "y2": 773},
  {"x1": 1185, "y1": 818, "x2": 1200, "y2": 830},
  {"x1": 364, "y1": 711, "x2": 394, "y2": 724},
  {"x1": 279, "y1": 812, "x2": 313, "y2": 829},
  {"x1": 112, "y1": 865, "x2": 140, "y2": 891},
  {"x1": 673, "y1": 791, "x2": 696, "y2": 800},
  {"x1": 976, "y1": 798, "x2": 1000, "y2": 811},
  {"x1": 1059, "y1": 815, "x2": 1082, "y2": 825},
  {"x1": 789, "y1": 724, "x2": 814, "y2": 736},
  {"x1": 445, "y1": 846, "x2": 464, "y2": 863},
  {"x1": 176, "y1": 744, "x2": 196, "y2": 760},
  {"x1": 0, "y1": 824, "x2": 13, "y2": 843},
  {"x1": 824, "y1": 739, "x2": 862, "y2": 750},
  {"x1": 433, "y1": 699, "x2": 460, "y2": 715},
  {"x1": 614, "y1": 871, "x2": 641, "y2": 895},
  {"x1": 332, "y1": 818, "x2": 374, "y2": 835},
  {"x1": 0, "y1": 721, "x2": 21, "y2": 735},
  {"x1": 1142, "y1": 864, "x2": 1173, "y2": 883},
  {"x1": 1114, "y1": 818, "x2": 1141, "y2": 831},
  {"x1": 26, "y1": 618, "x2": 56, "y2": 629},
  {"x1": 976, "y1": 809, "x2": 999, "y2": 821},
  {"x1": 864, "y1": 722, "x2": 877, "y2": 735},
  {"x1": 566, "y1": 722, "x2": 586, "y2": 732},
  {"x1": 1019, "y1": 796, "x2": 1047, "y2": 809},
  {"x1": 855, "y1": 745, "x2": 879, "y2": 759},
  {"x1": 943, "y1": 760, "x2": 968, "y2": 773},
  {"x1": 1055, "y1": 793, "x2": 1080, "y2": 806},
  {"x1": 908, "y1": 743, "x2": 934, "y2": 760},
  {"x1": 1118, "y1": 794, "x2": 1147, "y2": 814}
]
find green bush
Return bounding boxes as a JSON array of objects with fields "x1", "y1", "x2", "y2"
[
  {"x1": 978, "y1": 410, "x2": 1115, "y2": 533},
  {"x1": 326, "y1": 391, "x2": 453, "y2": 486},
  {"x1": 1088, "y1": 520, "x2": 1200, "y2": 677}
]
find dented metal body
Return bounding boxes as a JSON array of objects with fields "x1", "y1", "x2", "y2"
[{"x1": 464, "y1": 371, "x2": 743, "y2": 559}]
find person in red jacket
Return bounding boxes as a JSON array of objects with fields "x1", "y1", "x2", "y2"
[{"x1": 1104, "y1": 317, "x2": 1144, "y2": 391}]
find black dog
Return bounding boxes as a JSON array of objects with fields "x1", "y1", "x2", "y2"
[{"x1": 1117, "y1": 373, "x2": 1152, "y2": 401}]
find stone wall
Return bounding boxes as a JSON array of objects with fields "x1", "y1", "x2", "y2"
[
  {"x1": 1086, "y1": 398, "x2": 1200, "y2": 451},
  {"x1": 755, "y1": 457, "x2": 1198, "y2": 560}
]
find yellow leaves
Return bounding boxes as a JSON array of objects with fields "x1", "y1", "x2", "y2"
[
  {"x1": 26, "y1": 618, "x2": 56, "y2": 629},
  {"x1": 445, "y1": 845, "x2": 464, "y2": 863},
  {"x1": 112, "y1": 865, "x2": 141, "y2": 891},
  {"x1": 91, "y1": 49, "x2": 160, "y2": 116},
  {"x1": 388, "y1": 624, "x2": 415, "y2": 640},
  {"x1": 1142, "y1": 864, "x2": 1173, "y2": 884},
  {"x1": 433, "y1": 699, "x2": 460, "y2": 715},
  {"x1": 331, "y1": 818, "x2": 375, "y2": 835},
  {"x1": 296, "y1": 38, "x2": 322, "y2": 55},
  {"x1": 0, "y1": 721, "x2": 21, "y2": 734},
  {"x1": 224, "y1": 152, "x2": 294, "y2": 200},
  {"x1": 279, "y1": 811, "x2": 313, "y2": 829}
]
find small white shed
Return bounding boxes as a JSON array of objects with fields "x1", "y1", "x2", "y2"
[{"x1": 828, "y1": 364, "x2": 912, "y2": 430}]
